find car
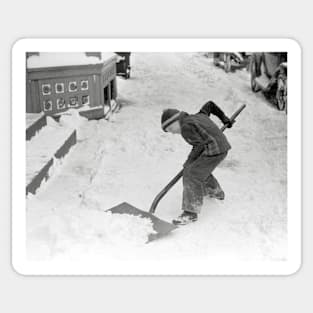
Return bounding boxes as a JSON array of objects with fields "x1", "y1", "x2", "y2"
[
  {"x1": 250, "y1": 52, "x2": 287, "y2": 112},
  {"x1": 213, "y1": 52, "x2": 250, "y2": 73}
]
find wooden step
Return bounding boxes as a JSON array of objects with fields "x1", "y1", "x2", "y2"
[
  {"x1": 26, "y1": 125, "x2": 76, "y2": 196},
  {"x1": 26, "y1": 113, "x2": 47, "y2": 141}
]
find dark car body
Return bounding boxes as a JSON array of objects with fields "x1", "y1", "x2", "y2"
[
  {"x1": 115, "y1": 52, "x2": 131, "y2": 79},
  {"x1": 250, "y1": 52, "x2": 287, "y2": 111}
]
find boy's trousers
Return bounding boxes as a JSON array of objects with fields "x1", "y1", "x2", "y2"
[{"x1": 182, "y1": 152, "x2": 227, "y2": 213}]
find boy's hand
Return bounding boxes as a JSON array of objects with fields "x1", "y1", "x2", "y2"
[{"x1": 222, "y1": 116, "x2": 233, "y2": 128}]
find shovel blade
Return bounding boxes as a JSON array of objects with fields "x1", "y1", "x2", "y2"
[{"x1": 107, "y1": 202, "x2": 177, "y2": 242}]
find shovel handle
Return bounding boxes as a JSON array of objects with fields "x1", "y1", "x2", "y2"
[{"x1": 149, "y1": 104, "x2": 246, "y2": 214}]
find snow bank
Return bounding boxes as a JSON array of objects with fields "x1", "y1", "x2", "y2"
[
  {"x1": 27, "y1": 200, "x2": 156, "y2": 261},
  {"x1": 58, "y1": 109, "x2": 85, "y2": 129},
  {"x1": 27, "y1": 52, "x2": 116, "y2": 69}
]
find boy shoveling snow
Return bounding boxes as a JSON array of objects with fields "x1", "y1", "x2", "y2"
[{"x1": 161, "y1": 101, "x2": 233, "y2": 225}]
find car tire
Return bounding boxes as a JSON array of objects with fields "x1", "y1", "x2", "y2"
[
  {"x1": 250, "y1": 59, "x2": 260, "y2": 92},
  {"x1": 276, "y1": 76, "x2": 287, "y2": 111}
]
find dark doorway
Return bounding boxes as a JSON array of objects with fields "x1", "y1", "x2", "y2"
[
  {"x1": 103, "y1": 85, "x2": 109, "y2": 104},
  {"x1": 110, "y1": 80, "x2": 115, "y2": 99}
]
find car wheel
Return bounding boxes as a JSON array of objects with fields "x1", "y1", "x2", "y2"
[
  {"x1": 276, "y1": 76, "x2": 287, "y2": 111},
  {"x1": 250, "y1": 59, "x2": 260, "y2": 92},
  {"x1": 224, "y1": 54, "x2": 231, "y2": 73}
]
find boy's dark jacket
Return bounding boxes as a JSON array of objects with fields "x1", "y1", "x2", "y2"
[{"x1": 179, "y1": 101, "x2": 231, "y2": 166}]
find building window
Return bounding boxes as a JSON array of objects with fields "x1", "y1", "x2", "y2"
[
  {"x1": 69, "y1": 81, "x2": 78, "y2": 92},
  {"x1": 55, "y1": 83, "x2": 65, "y2": 94},
  {"x1": 57, "y1": 98, "x2": 66, "y2": 110},
  {"x1": 43, "y1": 100, "x2": 53, "y2": 111},
  {"x1": 82, "y1": 95, "x2": 90, "y2": 105},
  {"x1": 69, "y1": 96, "x2": 79, "y2": 107},
  {"x1": 42, "y1": 84, "x2": 52, "y2": 95},
  {"x1": 81, "y1": 80, "x2": 89, "y2": 91}
]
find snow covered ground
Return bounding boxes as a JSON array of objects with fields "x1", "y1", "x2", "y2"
[
  {"x1": 26, "y1": 53, "x2": 287, "y2": 265},
  {"x1": 27, "y1": 52, "x2": 116, "y2": 68}
]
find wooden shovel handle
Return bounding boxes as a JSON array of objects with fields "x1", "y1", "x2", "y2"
[{"x1": 149, "y1": 104, "x2": 246, "y2": 214}]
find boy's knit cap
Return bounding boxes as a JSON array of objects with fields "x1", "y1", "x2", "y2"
[{"x1": 161, "y1": 109, "x2": 180, "y2": 131}]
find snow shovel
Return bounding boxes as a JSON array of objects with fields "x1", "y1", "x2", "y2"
[{"x1": 108, "y1": 104, "x2": 246, "y2": 242}]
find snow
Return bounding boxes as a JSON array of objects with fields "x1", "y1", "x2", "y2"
[
  {"x1": 26, "y1": 53, "x2": 287, "y2": 265},
  {"x1": 58, "y1": 109, "x2": 85, "y2": 129},
  {"x1": 26, "y1": 116, "x2": 75, "y2": 186},
  {"x1": 27, "y1": 52, "x2": 116, "y2": 69},
  {"x1": 27, "y1": 203, "x2": 156, "y2": 261}
]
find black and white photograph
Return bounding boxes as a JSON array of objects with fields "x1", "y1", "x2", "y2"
[{"x1": 12, "y1": 39, "x2": 301, "y2": 275}]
